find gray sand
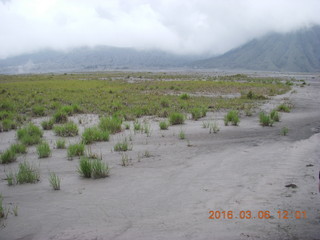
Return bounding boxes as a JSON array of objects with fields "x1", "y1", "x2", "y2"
[{"x1": 1, "y1": 73, "x2": 320, "y2": 240}]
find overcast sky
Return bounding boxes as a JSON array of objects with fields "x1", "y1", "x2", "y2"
[{"x1": 0, "y1": 0, "x2": 320, "y2": 59}]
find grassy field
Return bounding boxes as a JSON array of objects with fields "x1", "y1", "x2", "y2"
[{"x1": 0, "y1": 72, "x2": 291, "y2": 129}]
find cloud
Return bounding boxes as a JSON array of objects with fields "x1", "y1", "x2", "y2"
[{"x1": 0, "y1": 0, "x2": 320, "y2": 59}]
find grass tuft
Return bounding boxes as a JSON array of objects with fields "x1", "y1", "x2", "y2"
[
  {"x1": 41, "y1": 119, "x2": 54, "y2": 130},
  {"x1": 179, "y1": 93, "x2": 190, "y2": 100},
  {"x1": 169, "y1": 112, "x2": 185, "y2": 125},
  {"x1": 32, "y1": 105, "x2": 46, "y2": 116},
  {"x1": 281, "y1": 127, "x2": 289, "y2": 136},
  {"x1": 179, "y1": 129, "x2": 186, "y2": 140},
  {"x1": 67, "y1": 143, "x2": 85, "y2": 159},
  {"x1": 82, "y1": 127, "x2": 109, "y2": 144},
  {"x1": 159, "y1": 121, "x2": 169, "y2": 130},
  {"x1": 114, "y1": 140, "x2": 130, "y2": 151},
  {"x1": 56, "y1": 139, "x2": 66, "y2": 149},
  {"x1": 52, "y1": 110, "x2": 68, "y2": 124},
  {"x1": 259, "y1": 112, "x2": 273, "y2": 126},
  {"x1": 37, "y1": 141, "x2": 51, "y2": 158},
  {"x1": 224, "y1": 110, "x2": 240, "y2": 126},
  {"x1": 49, "y1": 172, "x2": 61, "y2": 190},
  {"x1": 270, "y1": 109, "x2": 280, "y2": 122},
  {"x1": 99, "y1": 116, "x2": 122, "y2": 134},
  {"x1": 78, "y1": 157, "x2": 109, "y2": 179},
  {"x1": 16, "y1": 161, "x2": 40, "y2": 184},
  {"x1": 1, "y1": 148, "x2": 17, "y2": 164},
  {"x1": 17, "y1": 123, "x2": 43, "y2": 145},
  {"x1": 277, "y1": 104, "x2": 291, "y2": 112},
  {"x1": 54, "y1": 122, "x2": 78, "y2": 137}
]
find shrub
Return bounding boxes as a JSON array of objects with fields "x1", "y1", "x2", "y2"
[
  {"x1": 277, "y1": 104, "x2": 291, "y2": 112},
  {"x1": 41, "y1": 119, "x2": 54, "y2": 130},
  {"x1": 67, "y1": 143, "x2": 85, "y2": 159},
  {"x1": 259, "y1": 112, "x2": 273, "y2": 126},
  {"x1": 32, "y1": 105, "x2": 46, "y2": 116},
  {"x1": 1, "y1": 148, "x2": 17, "y2": 164},
  {"x1": 10, "y1": 143, "x2": 27, "y2": 154},
  {"x1": 16, "y1": 161, "x2": 40, "y2": 184},
  {"x1": 78, "y1": 157, "x2": 109, "y2": 179},
  {"x1": 224, "y1": 110, "x2": 240, "y2": 126},
  {"x1": 56, "y1": 139, "x2": 66, "y2": 149},
  {"x1": 99, "y1": 116, "x2": 122, "y2": 134},
  {"x1": 49, "y1": 172, "x2": 60, "y2": 190},
  {"x1": 270, "y1": 110, "x2": 280, "y2": 122},
  {"x1": 82, "y1": 127, "x2": 109, "y2": 144},
  {"x1": 37, "y1": 141, "x2": 51, "y2": 158},
  {"x1": 114, "y1": 140, "x2": 130, "y2": 151},
  {"x1": 159, "y1": 121, "x2": 169, "y2": 130},
  {"x1": 169, "y1": 112, "x2": 185, "y2": 125},
  {"x1": 179, "y1": 93, "x2": 190, "y2": 100},
  {"x1": 17, "y1": 123, "x2": 43, "y2": 145},
  {"x1": 54, "y1": 122, "x2": 78, "y2": 137},
  {"x1": 52, "y1": 110, "x2": 68, "y2": 124}
]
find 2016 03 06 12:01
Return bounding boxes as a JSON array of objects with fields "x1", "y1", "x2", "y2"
[{"x1": 208, "y1": 210, "x2": 307, "y2": 220}]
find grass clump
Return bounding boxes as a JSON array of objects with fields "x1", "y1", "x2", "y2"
[
  {"x1": 99, "y1": 116, "x2": 122, "y2": 134},
  {"x1": 159, "y1": 121, "x2": 169, "y2": 130},
  {"x1": 179, "y1": 93, "x2": 190, "y2": 100},
  {"x1": 78, "y1": 157, "x2": 109, "y2": 179},
  {"x1": 32, "y1": 105, "x2": 46, "y2": 116},
  {"x1": 281, "y1": 127, "x2": 289, "y2": 136},
  {"x1": 270, "y1": 109, "x2": 280, "y2": 122},
  {"x1": 82, "y1": 127, "x2": 109, "y2": 144},
  {"x1": 224, "y1": 110, "x2": 240, "y2": 126},
  {"x1": 10, "y1": 143, "x2": 27, "y2": 154},
  {"x1": 277, "y1": 104, "x2": 291, "y2": 112},
  {"x1": 52, "y1": 110, "x2": 68, "y2": 124},
  {"x1": 41, "y1": 119, "x2": 54, "y2": 130},
  {"x1": 37, "y1": 141, "x2": 51, "y2": 158},
  {"x1": 54, "y1": 122, "x2": 78, "y2": 137},
  {"x1": 16, "y1": 161, "x2": 40, "y2": 184},
  {"x1": 1, "y1": 119, "x2": 17, "y2": 131},
  {"x1": 56, "y1": 139, "x2": 66, "y2": 149},
  {"x1": 191, "y1": 107, "x2": 206, "y2": 120},
  {"x1": 67, "y1": 143, "x2": 85, "y2": 159},
  {"x1": 0, "y1": 194, "x2": 4, "y2": 218},
  {"x1": 114, "y1": 140, "x2": 130, "y2": 151},
  {"x1": 1, "y1": 148, "x2": 17, "y2": 164},
  {"x1": 49, "y1": 172, "x2": 61, "y2": 190},
  {"x1": 169, "y1": 112, "x2": 185, "y2": 125},
  {"x1": 134, "y1": 120, "x2": 141, "y2": 132},
  {"x1": 259, "y1": 112, "x2": 273, "y2": 126},
  {"x1": 179, "y1": 129, "x2": 186, "y2": 140},
  {"x1": 17, "y1": 123, "x2": 43, "y2": 145},
  {"x1": 209, "y1": 122, "x2": 220, "y2": 134}
]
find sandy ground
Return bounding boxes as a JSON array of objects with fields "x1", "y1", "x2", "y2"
[{"x1": 1, "y1": 73, "x2": 320, "y2": 240}]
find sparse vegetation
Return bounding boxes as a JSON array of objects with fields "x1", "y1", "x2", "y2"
[
  {"x1": 169, "y1": 112, "x2": 185, "y2": 125},
  {"x1": 179, "y1": 129, "x2": 186, "y2": 140},
  {"x1": 67, "y1": 143, "x2": 85, "y2": 159},
  {"x1": 114, "y1": 140, "x2": 130, "y2": 152},
  {"x1": 78, "y1": 157, "x2": 109, "y2": 179},
  {"x1": 224, "y1": 110, "x2": 240, "y2": 126},
  {"x1": 99, "y1": 116, "x2": 122, "y2": 134},
  {"x1": 134, "y1": 120, "x2": 141, "y2": 132},
  {"x1": 37, "y1": 141, "x2": 51, "y2": 158},
  {"x1": 82, "y1": 127, "x2": 109, "y2": 144},
  {"x1": 159, "y1": 121, "x2": 169, "y2": 130},
  {"x1": 17, "y1": 123, "x2": 43, "y2": 145},
  {"x1": 259, "y1": 112, "x2": 273, "y2": 126},
  {"x1": 54, "y1": 121, "x2": 78, "y2": 137},
  {"x1": 56, "y1": 139, "x2": 66, "y2": 149},
  {"x1": 49, "y1": 172, "x2": 61, "y2": 190},
  {"x1": 277, "y1": 103, "x2": 291, "y2": 112}
]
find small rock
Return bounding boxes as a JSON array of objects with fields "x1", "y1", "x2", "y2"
[{"x1": 285, "y1": 184, "x2": 298, "y2": 189}]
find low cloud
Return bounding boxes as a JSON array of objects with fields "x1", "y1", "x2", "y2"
[{"x1": 1, "y1": 0, "x2": 320, "y2": 59}]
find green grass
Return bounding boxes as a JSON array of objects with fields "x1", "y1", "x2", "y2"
[
  {"x1": 17, "y1": 123, "x2": 43, "y2": 145},
  {"x1": 54, "y1": 122, "x2": 78, "y2": 137},
  {"x1": 0, "y1": 194, "x2": 4, "y2": 218},
  {"x1": 82, "y1": 127, "x2": 109, "y2": 144},
  {"x1": 10, "y1": 143, "x2": 27, "y2": 154},
  {"x1": 37, "y1": 141, "x2": 51, "y2": 158},
  {"x1": 67, "y1": 143, "x2": 85, "y2": 159},
  {"x1": 179, "y1": 129, "x2": 186, "y2": 140},
  {"x1": 259, "y1": 112, "x2": 273, "y2": 126},
  {"x1": 179, "y1": 93, "x2": 190, "y2": 100},
  {"x1": 114, "y1": 140, "x2": 130, "y2": 151},
  {"x1": 16, "y1": 161, "x2": 40, "y2": 184},
  {"x1": 277, "y1": 104, "x2": 291, "y2": 112},
  {"x1": 159, "y1": 121, "x2": 169, "y2": 130},
  {"x1": 1, "y1": 119, "x2": 17, "y2": 131},
  {"x1": 49, "y1": 172, "x2": 61, "y2": 190},
  {"x1": 99, "y1": 116, "x2": 122, "y2": 134},
  {"x1": 52, "y1": 110, "x2": 68, "y2": 124},
  {"x1": 1, "y1": 148, "x2": 17, "y2": 164},
  {"x1": 169, "y1": 112, "x2": 185, "y2": 125},
  {"x1": 191, "y1": 107, "x2": 206, "y2": 120},
  {"x1": 224, "y1": 110, "x2": 240, "y2": 126},
  {"x1": 270, "y1": 109, "x2": 280, "y2": 122},
  {"x1": 281, "y1": 127, "x2": 289, "y2": 136},
  {"x1": 78, "y1": 157, "x2": 109, "y2": 179},
  {"x1": 41, "y1": 119, "x2": 54, "y2": 130},
  {"x1": 32, "y1": 105, "x2": 46, "y2": 116},
  {"x1": 134, "y1": 120, "x2": 141, "y2": 132},
  {"x1": 56, "y1": 139, "x2": 66, "y2": 149}
]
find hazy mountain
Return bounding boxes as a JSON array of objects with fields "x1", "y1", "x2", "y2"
[
  {"x1": 193, "y1": 25, "x2": 320, "y2": 72},
  {"x1": 0, "y1": 46, "x2": 201, "y2": 74}
]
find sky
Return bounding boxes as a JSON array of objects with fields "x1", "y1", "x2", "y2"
[{"x1": 0, "y1": 0, "x2": 320, "y2": 59}]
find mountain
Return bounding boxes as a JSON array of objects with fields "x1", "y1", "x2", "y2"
[
  {"x1": 193, "y1": 25, "x2": 320, "y2": 72},
  {"x1": 0, "y1": 46, "x2": 200, "y2": 74}
]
